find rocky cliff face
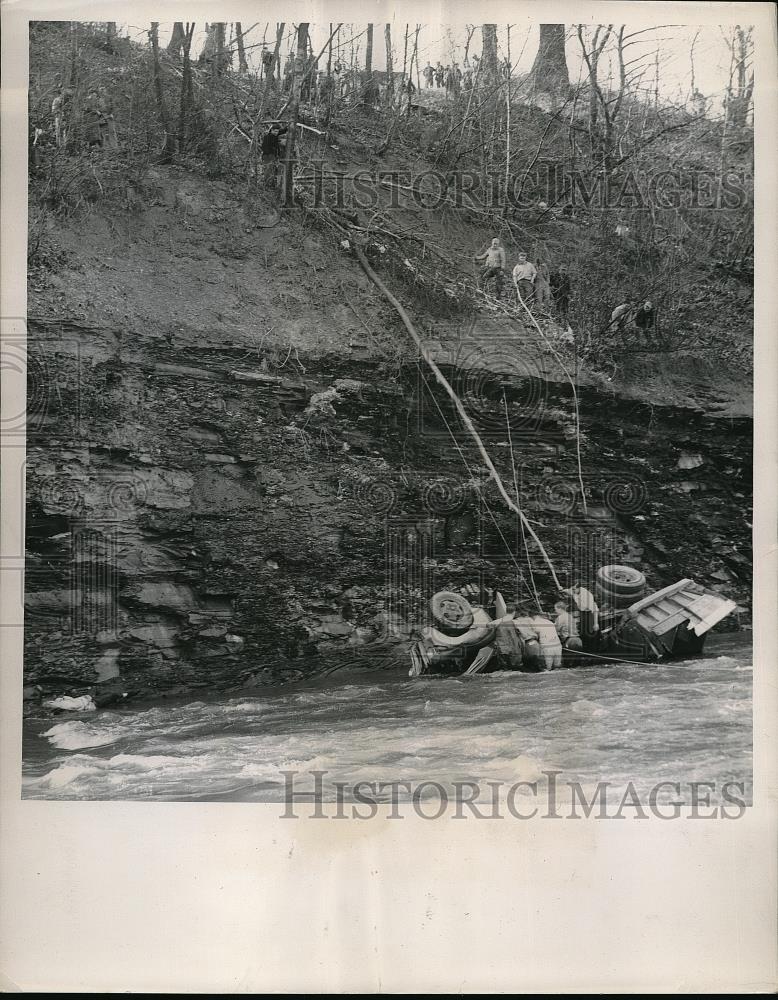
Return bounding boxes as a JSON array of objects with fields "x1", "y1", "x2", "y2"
[{"x1": 23, "y1": 166, "x2": 752, "y2": 709}]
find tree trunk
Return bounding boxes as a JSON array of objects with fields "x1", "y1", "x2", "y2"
[
  {"x1": 150, "y1": 22, "x2": 176, "y2": 162},
  {"x1": 179, "y1": 23, "x2": 196, "y2": 151},
  {"x1": 726, "y1": 27, "x2": 754, "y2": 126},
  {"x1": 167, "y1": 22, "x2": 185, "y2": 57},
  {"x1": 270, "y1": 22, "x2": 285, "y2": 85},
  {"x1": 365, "y1": 23, "x2": 373, "y2": 74},
  {"x1": 401, "y1": 25, "x2": 409, "y2": 94},
  {"x1": 384, "y1": 24, "x2": 394, "y2": 104},
  {"x1": 526, "y1": 24, "x2": 569, "y2": 107},
  {"x1": 414, "y1": 25, "x2": 421, "y2": 92},
  {"x1": 105, "y1": 22, "x2": 117, "y2": 53},
  {"x1": 481, "y1": 24, "x2": 499, "y2": 90},
  {"x1": 235, "y1": 22, "x2": 248, "y2": 72},
  {"x1": 213, "y1": 23, "x2": 227, "y2": 78},
  {"x1": 201, "y1": 22, "x2": 228, "y2": 76},
  {"x1": 284, "y1": 22, "x2": 309, "y2": 206}
]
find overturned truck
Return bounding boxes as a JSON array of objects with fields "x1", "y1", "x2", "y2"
[{"x1": 409, "y1": 565, "x2": 736, "y2": 677}]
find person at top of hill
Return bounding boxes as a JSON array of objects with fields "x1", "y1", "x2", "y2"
[
  {"x1": 261, "y1": 122, "x2": 288, "y2": 187},
  {"x1": 512, "y1": 253, "x2": 538, "y2": 305},
  {"x1": 423, "y1": 63, "x2": 434, "y2": 87},
  {"x1": 435, "y1": 62, "x2": 444, "y2": 87},
  {"x1": 474, "y1": 237, "x2": 506, "y2": 297}
]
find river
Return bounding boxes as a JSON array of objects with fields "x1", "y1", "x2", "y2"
[{"x1": 22, "y1": 635, "x2": 752, "y2": 806}]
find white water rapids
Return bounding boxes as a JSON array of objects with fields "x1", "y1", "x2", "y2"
[{"x1": 22, "y1": 641, "x2": 752, "y2": 805}]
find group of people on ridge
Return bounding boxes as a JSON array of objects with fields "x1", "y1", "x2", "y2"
[
  {"x1": 473, "y1": 237, "x2": 571, "y2": 322},
  {"x1": 47, "y1": 84, "x2": 118, "y2": 153},
  {"x1": 423, "y1": 61, "x2": 474, "y2": 95}
]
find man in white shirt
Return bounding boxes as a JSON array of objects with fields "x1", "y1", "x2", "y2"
[{"x1": 512, "y1": 253, "x2": 537, "y2": 305}]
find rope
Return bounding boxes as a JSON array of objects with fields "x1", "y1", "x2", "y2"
[
  {"x1": 503, "y1": 392, "x2": 543, "y2": 612},
  {"x1": 510, "y1": 284, "x2": 589, "y2": 516},
  {"x1": 353, "y1": 243, "x2": 564, "y2": 592},
  {"x1": 570, "y1": 647, "x2": 658, "y2": 667},
  {"x1": 417, "y1": 365, "x2": 532, "y2": 593}
]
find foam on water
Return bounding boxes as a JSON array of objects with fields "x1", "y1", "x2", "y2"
[{"x1": 23, "y1": 650, "x2": 753, "y2": 802}]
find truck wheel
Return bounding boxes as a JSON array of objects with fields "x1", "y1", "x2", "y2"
[
  {"x1": 596, "y1": 564, "x2": 646, "y2": 596},
  {"x1": 430, "y1": 591, "x2": 474, "y2": 637}
]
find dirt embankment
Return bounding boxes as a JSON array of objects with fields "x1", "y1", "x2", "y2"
[{"x1": 23, "y1": 165, "x2": 752, "y2": 711}]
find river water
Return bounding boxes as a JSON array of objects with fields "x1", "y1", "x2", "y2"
[{"x1": 22, "y1": 637, "x2": 752, "y2": 806}]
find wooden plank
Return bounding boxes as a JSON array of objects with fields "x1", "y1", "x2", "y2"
[{"x1": 649, "y1": 610, "x2": 691, "y2": 636}]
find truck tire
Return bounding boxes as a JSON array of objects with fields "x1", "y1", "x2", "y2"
[
  {"x1": 595, "y1": 583, "x2": 641, "y2": 610},
  {"x1": 596, "y1": 564, "x2": 647, "y2": 597},
  {"x1": 430, "y1": 591, "x2": 474, "y2": 637}
]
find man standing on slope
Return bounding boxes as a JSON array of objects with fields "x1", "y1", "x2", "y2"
[
  {"x1": 512, "y1": 253, "x2": 538, "y2": 306},
  {"x1": 474, "y1": 237, "x2": 507, "y2": 298}
]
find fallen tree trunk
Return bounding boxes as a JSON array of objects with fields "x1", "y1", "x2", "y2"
[{"x1": 352, "y1": 243, "x2": 563, "y2": 590}]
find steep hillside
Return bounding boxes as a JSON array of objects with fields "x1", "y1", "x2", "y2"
[{"x1": 23, "y1": 24, "x2": 752, "y2": 709}]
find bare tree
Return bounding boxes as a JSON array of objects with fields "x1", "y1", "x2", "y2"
[
  {"x1": 481, "y1": 24, "x2": 500, "y2": 89},
  {"x1": 284, "y1": 22, "x2": 309, "y2": 205},
  {"x1": 525, "y1": 24, "x2": 570, "y2": 107},
  {"x1": 384, "y1": 24, "x2": 394, "y2": 105},
  {"x1": 178, "y1": 22, "x2": 196, "y2": 150},
  {"x1": 365, "y1": 23, "x2": 374, "y2": 75},
  {"x1": 149, "y1": 22, "x2": 176, "y2": 162},
  {"x1": 235, "y1": 22, "x2": 248, "y2": 72},
  {"x1": 167, "y1": 22, "x2": 185, "y2": 57},
  {"x1": 463, "y1": 25, "x2": 476, "y2": 66},
  {"x1": 269, "y1": 22, "x2": 285, "y2": 85},
  {"x1": 200, "y1": 22, "x2": 230, "y2": 77},
  {"x1": 724, "y1": 25, "x2": 754, "y2": 127}
]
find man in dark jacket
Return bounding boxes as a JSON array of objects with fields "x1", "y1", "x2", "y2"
[
  {"x1": 261, "y1": 123, "x2": 288, "y2": 187},
  {"x1": 550, "y1": 265, "x2": 572, "y2": 324}
]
